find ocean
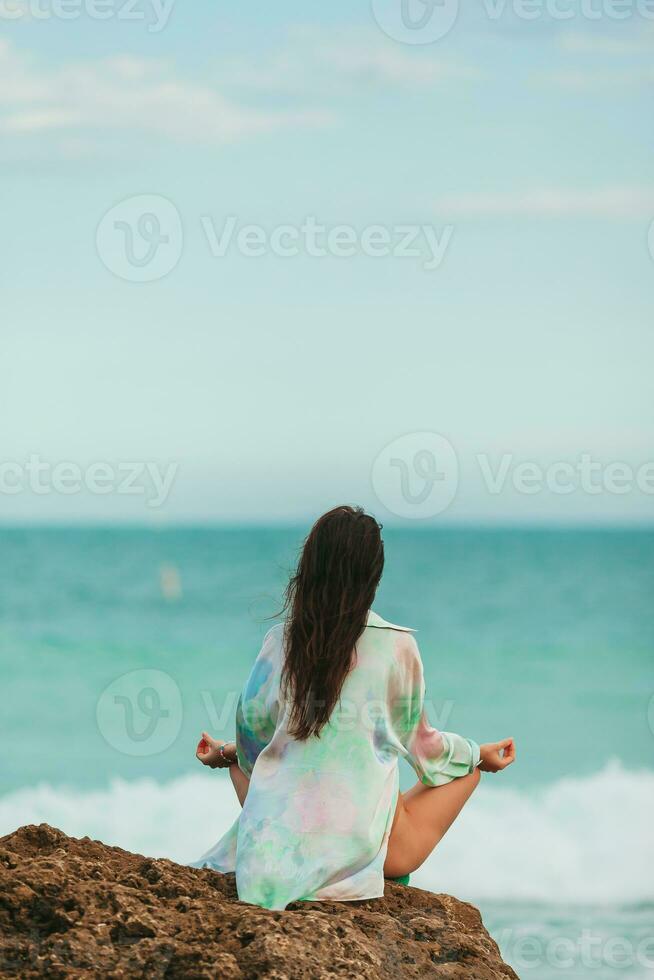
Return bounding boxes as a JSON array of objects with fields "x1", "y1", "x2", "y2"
[{"x1": 1, "y1": 527, "x2": 652, "y2": 978}]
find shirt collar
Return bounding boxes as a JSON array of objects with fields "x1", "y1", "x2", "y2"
[{"x1": 366, "y1": 610, "x2": 415, "y2": 632}]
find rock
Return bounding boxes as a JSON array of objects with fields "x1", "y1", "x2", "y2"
[{"x1": 0, "y1": 824, "x2": 517, "y2": 979}]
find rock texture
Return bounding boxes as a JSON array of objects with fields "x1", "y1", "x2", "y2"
[{"x1": 0, "y1": 824, "x2": 517, "y2": 979}]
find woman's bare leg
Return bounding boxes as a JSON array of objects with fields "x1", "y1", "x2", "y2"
[
  {"x1": 384, "y1": 767, "x2": 481, "y2": 879},
  {"x1": 229, "y1": 763, "x2": 250, "y2": 806}
]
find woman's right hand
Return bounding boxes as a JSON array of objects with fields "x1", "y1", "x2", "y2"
[
  {"x1": 196, "y1": 732, "x2": 237, "y2": 769},
  {"x1": 479, "y1": 738, "x2": 515, "y2": 772}
]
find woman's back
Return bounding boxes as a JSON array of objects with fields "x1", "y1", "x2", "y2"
[{"x1": 244, "y1": 613, "x2": 410, "y2": 774}]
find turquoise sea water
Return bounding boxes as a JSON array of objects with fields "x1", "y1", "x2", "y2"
[{"x1": 1, "y1": 527, "x2": 653, "y2": 977}]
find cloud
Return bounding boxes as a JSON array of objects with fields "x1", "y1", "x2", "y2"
[
  {"x1": 218, "y1": 26, "x2": 482, "y2": 93},
  {"x1": 435, "y1": 186, "x2": 654, "y2": 219},
  {"x1": 557, "y1": 28, "x2": 654, "y2": 56},
  {"x1": 319, "y1": 37, "x2": 481, "y2": 86},
  {"x1": 545, "y1": 28, "x2": 654, "y2": 88},
  {"x1": 0, "y1": 26, "x2": 479, "y2": 159},
  {"x1": 541, "y1": 65, "x2": 654, "y2": 88},
  {"x1": 0, "y1": 40, "x2": 332, "y2": 154}
]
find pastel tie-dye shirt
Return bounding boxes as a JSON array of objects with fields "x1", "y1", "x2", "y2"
[{"x1": 193, "y1": 611, "x2": 480, "y2": 909}]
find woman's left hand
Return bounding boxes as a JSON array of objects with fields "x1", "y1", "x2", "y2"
[
  {"x1": 196, "y1": 732, "x2": 237, "y2": 769},
  {"x1": 478, "y1": 738, "x2": 516, "y2": 772}
]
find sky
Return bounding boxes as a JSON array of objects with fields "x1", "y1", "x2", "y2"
[{"x1": 1, "y1": 0, "x2": 653, "y2": 525}]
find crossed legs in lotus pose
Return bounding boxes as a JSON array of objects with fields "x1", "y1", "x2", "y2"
[{"x1": 197, "y1": 732, "x2": 483, "y2": 879}]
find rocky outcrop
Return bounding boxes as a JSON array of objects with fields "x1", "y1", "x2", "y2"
[{"x1": 0, "y1": 824, "x2": 517, "y2": 978}]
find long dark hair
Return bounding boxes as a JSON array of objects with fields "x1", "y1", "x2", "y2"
[{"x1": 280, "y1": 505, "x2": 384, "y2": 740}]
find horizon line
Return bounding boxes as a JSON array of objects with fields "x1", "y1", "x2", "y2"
[{"x1": 0, "y1": 520, "x2": 653, "y2": 533}]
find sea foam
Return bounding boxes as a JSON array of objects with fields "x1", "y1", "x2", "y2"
[{"x1": 1, "y1": 760, "x2": 651, "y2": 906}]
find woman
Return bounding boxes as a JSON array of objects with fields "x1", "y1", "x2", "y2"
[{"x1": 193, "y1": 505, "x2": 515, "y2": 909}]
